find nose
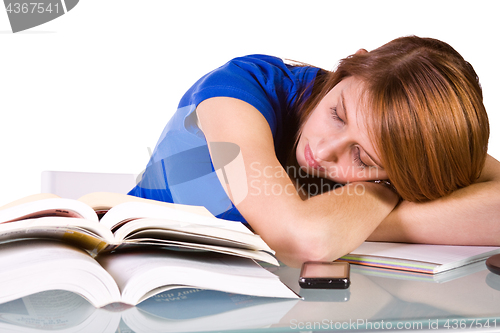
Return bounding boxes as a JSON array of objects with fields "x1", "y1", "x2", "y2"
[{"x1": 315, "y1": 136, "x2": 349, "y2": 163}]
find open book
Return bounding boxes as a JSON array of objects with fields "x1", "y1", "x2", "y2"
[
  {"x1": 0, "y1": 192, "x2": 277, "y2": 265},
  {"x1": 338, "y1": 241, "x2": 500, "y2": 274},
  {"x1": 0, "y1": 239, "x2": 298, "y2": 308}
]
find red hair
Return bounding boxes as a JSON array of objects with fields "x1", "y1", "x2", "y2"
[{"x1": 297, "y1": 36, "x2": 489, "y2": 202}]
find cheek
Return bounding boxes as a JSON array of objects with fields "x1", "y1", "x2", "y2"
[
  {"x1": 301, "y1": 118, "x2": 316, "y2": 137},
  {"x1": 295, "y1": 142, "x2": 304, "y2": 165},
  {"x1": 305, "y1": 108, "x2": 329, "y2": 131}
]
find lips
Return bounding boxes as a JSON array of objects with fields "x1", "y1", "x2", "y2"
[{"x1": 304, "y1": 144, "x2": 322, "y2": 169}]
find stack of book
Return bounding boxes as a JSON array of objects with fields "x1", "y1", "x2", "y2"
[{"x1": 0, "y1": 192, "x2": 299, "y2": 308}]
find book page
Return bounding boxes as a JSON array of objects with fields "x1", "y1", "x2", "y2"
[
  {"x1": 0, "y1": 198, "x2": 99, "y2": 224},
  {"x1": 0, "y1": 216, "x2": 115, "y2": 254},
  {"x1": 100, "y1": 201, "x2": 251, "y2": 234},
  {"x1": 0, "y1": 240, "x2": 121, "y2": 308},
  {"x1": 116, "y1": 240, "x2": 278, "y2": 266},
  {"x1": 78, "y1": 192, "x2": 213, "y2": 217},
  {"x1": 113, "y1": 217, "x2": 272, "y2": 252},
  {"x1": 96, "y1": 249, "x2": 298, "y2": 306}
]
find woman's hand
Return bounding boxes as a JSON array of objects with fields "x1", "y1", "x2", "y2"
[{"x1": 197, "y1": 97, "x2": 399, "y2": 267}]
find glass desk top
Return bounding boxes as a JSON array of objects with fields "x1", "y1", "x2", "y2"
[{"x1": 1, "y1": 260, "x2": 499, "y2": 332}]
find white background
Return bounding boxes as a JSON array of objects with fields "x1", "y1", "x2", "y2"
[{"x1": 0, "y1": 0, "x2": 498, "y2": 206}]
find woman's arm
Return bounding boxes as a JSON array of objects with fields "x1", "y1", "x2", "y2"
[
  {"x1": 368, "y1": 155, "x2": 500, "y2": 245},
  {"x1": 196, "y1": 97, "x2": 399, "y2": 267}
]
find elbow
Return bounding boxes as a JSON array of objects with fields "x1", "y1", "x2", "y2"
[{"x1": 274, "y1": 233, "x2": 348, "y2": 268}]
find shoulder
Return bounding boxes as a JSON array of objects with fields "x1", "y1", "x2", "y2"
[
  {"x1": 180, "y1": 55, "x2": 321, "y2": 143},
  {"x1": 219, "y1": 54, "x2": 319, "y2": 84},
  {"x1": 180, "y1": 54, "x2": 320, "y2": 111},
  {"x1": 221, "y1": 54, "x2": 293, "y2": 76},
  {"x1": 190, "y1": 54, "x2": 297, "y2": 91},
  {"x1": 185, "y1": 54, "x2": 319, "y2": 94}
]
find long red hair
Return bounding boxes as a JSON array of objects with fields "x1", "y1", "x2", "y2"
[{"x1": 296, "y1": 36, "x2": 489, "y2": 202}]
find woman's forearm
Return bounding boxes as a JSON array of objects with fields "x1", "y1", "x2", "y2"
[{"x1": 368, "y1": 155, "x2": 500, "y2": 245}]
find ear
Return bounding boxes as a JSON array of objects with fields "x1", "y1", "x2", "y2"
[{"x1": 355, "y1": 48, "x2": 368, "y2": 55}]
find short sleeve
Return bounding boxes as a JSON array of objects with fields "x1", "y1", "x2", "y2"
[{"x1": 179, "y1": 54, "x2": 320, "y2": 141}]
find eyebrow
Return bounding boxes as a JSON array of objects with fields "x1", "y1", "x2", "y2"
[{"x1": 341, "y1": 91, "x2": 384, "y2": 170}]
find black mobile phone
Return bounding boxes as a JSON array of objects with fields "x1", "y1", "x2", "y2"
[{"x1": 299, "y1": 261, "x2": 350, "y2": 289}]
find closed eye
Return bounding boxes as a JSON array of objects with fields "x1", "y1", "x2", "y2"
[
  {"x1": 331, "y1": 107, "x2": 344, "y2": 123},
  {"x1": 353, "y1": 146, "x2": 369, "y2": 169}
]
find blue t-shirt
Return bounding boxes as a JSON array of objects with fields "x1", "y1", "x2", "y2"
[{"x1": 128, "y1": 55, "x2": 320, "y2": 223}]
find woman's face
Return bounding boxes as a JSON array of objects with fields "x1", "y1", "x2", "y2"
[{"x1": 296, "y1": 76, "x2": 388, "y2": 183}]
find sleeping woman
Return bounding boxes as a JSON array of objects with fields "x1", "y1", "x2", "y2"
[{"x1": 129, "y1": 36, "x2": 500, "y2": 267}]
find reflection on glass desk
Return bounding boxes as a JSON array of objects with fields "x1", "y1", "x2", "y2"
[{"x1": 1, "y1": 261, "x2": 499, "y2": 332}]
